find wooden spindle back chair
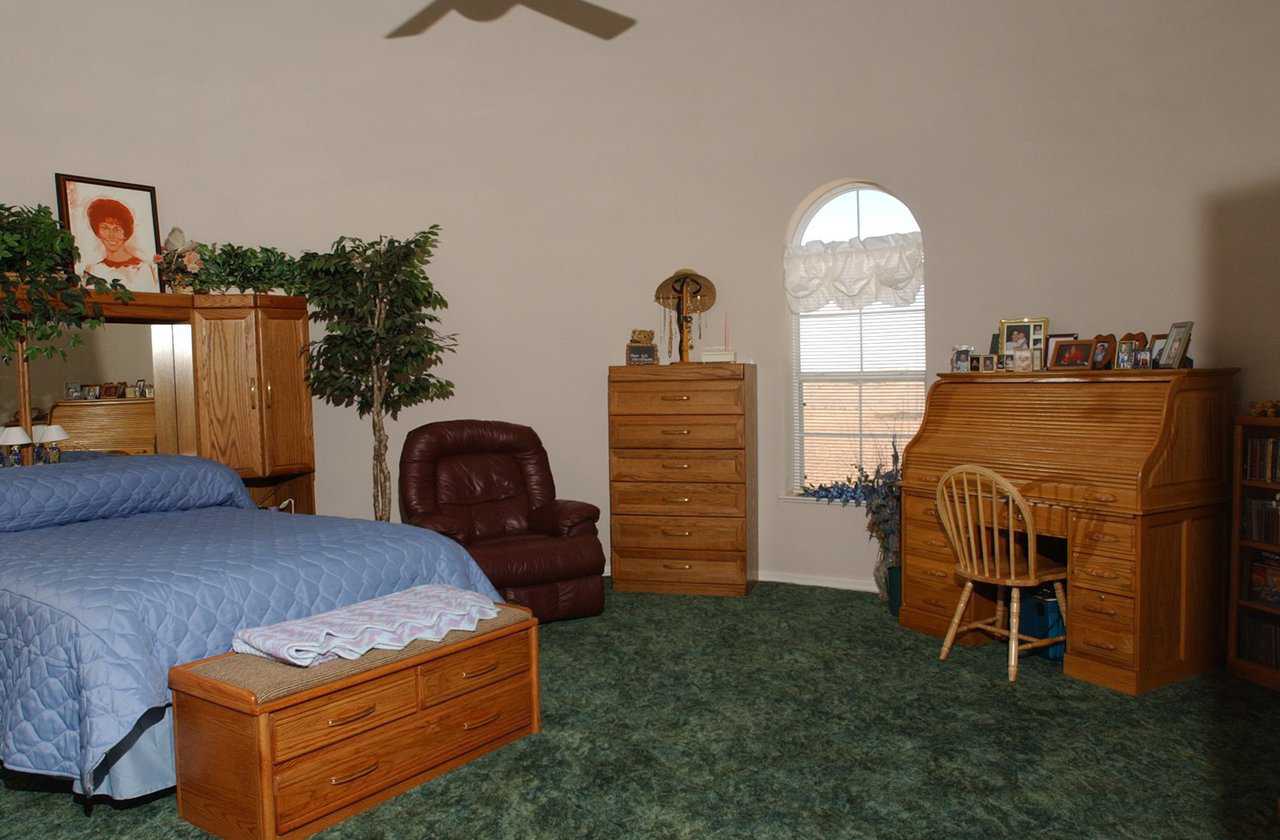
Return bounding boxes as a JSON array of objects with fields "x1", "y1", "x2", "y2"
[{"x1": 934, "y1": 464, "x2": 1068, "y2": 682}]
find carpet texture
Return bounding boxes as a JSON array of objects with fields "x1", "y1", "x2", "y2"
[{"x1": 2, "y1": 581, "x2": 1278, "y2": 839}]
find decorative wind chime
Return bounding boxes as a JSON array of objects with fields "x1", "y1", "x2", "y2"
[{"x1": 655, "y1": 269, "x2": 716, "y2": 363}]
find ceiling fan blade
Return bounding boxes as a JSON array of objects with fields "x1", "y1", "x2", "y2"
[
  {"x1": 520, "y1": 0, "x2": 636, "y2": 39},
  {"x1": 386, "y1": 0, "x2": 454, "y2": 38}
]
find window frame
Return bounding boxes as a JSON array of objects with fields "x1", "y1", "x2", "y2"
[{"x1": 785, "y1": 179, "x2": 925, "y2": 495}]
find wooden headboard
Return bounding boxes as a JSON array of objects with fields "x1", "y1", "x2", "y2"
[{"x1": 48, "y1": 398, "x2": 157, "y2": 454}]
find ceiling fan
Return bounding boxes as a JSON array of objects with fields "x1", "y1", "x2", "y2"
[{"x1": 387, "y1": 0, "x2": 636, "y2": 40}]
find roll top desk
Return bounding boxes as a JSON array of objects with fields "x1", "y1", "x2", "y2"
[{"x1": 900, "y1": 369, "x2": 1237, "y2": 694}]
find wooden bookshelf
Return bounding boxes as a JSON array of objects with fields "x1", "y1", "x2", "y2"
[{"x1": 1228, "y1": 416, "x2": 1280, "y2": 691}]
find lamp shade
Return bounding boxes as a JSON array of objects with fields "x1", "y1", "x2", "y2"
[
  {"x1": 30, "y1": 424, "x2": 49, "y2": 443},
  {"x1": 40, "y1": 425, "x2": 68, "y2": 443},
  {"x1": 0, "y1": 426, "x2": 33, "y2": 446}
]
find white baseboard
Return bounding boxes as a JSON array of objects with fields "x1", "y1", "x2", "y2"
[{"x1": 756, "y1": 570, "x2": 879, "y2": 593}]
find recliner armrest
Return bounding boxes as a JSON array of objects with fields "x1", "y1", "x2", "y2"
[
  {"x1": 529, "y1": 499, "x2": 600, "y2": 538},
  {"x1": 404, "y1": 512, "x2": 469, "y2": 544}
]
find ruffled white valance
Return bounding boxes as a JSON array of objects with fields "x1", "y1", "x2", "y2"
[{"x1": 783, "y1": 231, "x2": 924, "y2": 314}]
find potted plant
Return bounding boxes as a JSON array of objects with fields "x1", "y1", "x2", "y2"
[
  {"x1": 297, "y1": 226, "x2": 456, "y2": 522},
  {"x1": 0, "y1": 203, "x2": 131, "y2": 365},
  {"x1": 801, "y1": 443, "x2": 903, "y2": 614},
  {"x1": 157, "y1": 227, "x2": 302, "y2": 294}
]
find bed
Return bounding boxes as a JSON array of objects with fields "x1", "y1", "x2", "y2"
[{"x1": 0, "y1": 455, "x2": 500, "y2": 800}]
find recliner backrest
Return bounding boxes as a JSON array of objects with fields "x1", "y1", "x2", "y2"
[{"x1": 399, "y1": 420, "x2": 556, "y2": 541}]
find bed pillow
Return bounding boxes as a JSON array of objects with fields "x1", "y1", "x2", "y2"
[{"x1": 0, "y1": 454, "x2": 255, "y2": 532}]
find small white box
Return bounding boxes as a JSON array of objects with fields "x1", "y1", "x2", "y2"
[{"x1": 700, "y1": 347, "x2": 736, "y2": 363}]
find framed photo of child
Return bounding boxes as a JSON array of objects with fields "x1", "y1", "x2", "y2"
[{"x1": 55, "y1": 173, "x2": 163, "y2": 293}]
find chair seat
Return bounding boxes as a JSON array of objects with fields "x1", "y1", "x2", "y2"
[
  {"x1": 467, "y1": 532, "x2": 606, "y2": 589},
  {"x1": 955, "y1": 557, "x2": 1067, "y2": 586}
]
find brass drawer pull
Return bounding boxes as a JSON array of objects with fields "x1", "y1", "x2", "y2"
[
  {"x1": 662, "y1": 429, "x2": 691, "y2": 436},
  {"x1": 330, "y1": 761, "x2": 379, "y2": 786},
  {"x1": 927, "y1": 538, "x2": 948, "y2": 548},
  {"x1": 1085, "y1": 640, "x2": 1118, "y2": 652},
  {"x1": 663, "y1": 563, "x2": 693, "y2": 570},
  {"x1": 1084, "y1": 605, "x2": 1118, "y2": 617},
  {"x1": 666, "y1": 497, "x2": 691, "y2": 504},
  {"x1": 922, "y1": 507, "x2": 937, "y2": 517},
  {"x1": 925, "y1": 569, "x2": 949, "y2": 579},
  {"x1": 662, "y1": 463, "x2": 690, "y2": 470},
  {"x1": 662, "y1": 529, "x2": 691, "y2": 537},
  {"x1": 923, "y1": 598, "x2": 947, "y2": 609},
  {"x1": 660, "y1": 395, "x2": 691, "y2": 401},
  {"x1": 461, "y1": 662, "x2": 498, "y2": 679},
  {"x1": 463, "y1": 711, "x2": 501, "y2": 731},
  {"x1": 1083, "y1": 566, "x2": 1119, "y2": 580},
  {"x1": 1087, "y1": 531, "x2": 1118, "y2": 543},
  {"x1": 1087, "y1": 491, "x2": 1117, "y2": 503},
  {"x1": 327, "y1": 705, "x2": 376, "y2": 728}
]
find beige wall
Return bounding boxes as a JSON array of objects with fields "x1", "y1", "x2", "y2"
[{"x1": 3, "y1": 1, "x2": 1279, "y2": 588}]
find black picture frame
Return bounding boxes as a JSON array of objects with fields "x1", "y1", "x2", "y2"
[{"x1": 54, "y1": 173, "x2": 163, "y2": 292}]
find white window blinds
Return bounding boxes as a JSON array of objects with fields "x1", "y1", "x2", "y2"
[{"x1": 788, "y1": 186, "x2": 925, "y2": 492}]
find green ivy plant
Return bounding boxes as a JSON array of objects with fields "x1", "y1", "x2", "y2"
[
  {"x1": 298, "y1": 226, "x2": 456, "y2": 522},
  {"x1": 0, "y1": 203, "x2": 132, "y2": 364},
  {"x1": 189, "y1": 242, "x2": 303, "y2": 294}
]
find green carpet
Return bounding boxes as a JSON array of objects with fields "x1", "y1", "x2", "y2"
[{"x1": 3, "y1": 581, "x2": 1278, "y2": 839}]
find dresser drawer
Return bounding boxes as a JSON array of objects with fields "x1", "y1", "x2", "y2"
[
  {"x1": 612, "y1": 548, "x2": 745, "y2": 585},
  {"x1": 904, "y1": 555, "x2": 960, "y2": 586},
  {"x1": 1068, "y1": 614, "x2": 1135, "y2": 667},
  {"x1": 610, "y1": 481, "x2": 746, "y2": 517},
  {"x1": 419, "y1": 630, "x2": 530, "y2": 709},
  {"x1": 609, "y1": 380, "x2": 744, "y2": 415},
  {"x1": 1070, "y1": 554, "x2": 1135, "y2": 594},
  {"x1": 1070, "y1": 515, "x2": 1137, "y2": 559},
  {"x1": 609, "y1": 416, "x2": 745, "y2": 450},
  {"x1": 270, "y1": 670, "x2": 417, "y2": 763},
  {"x1": 1070, "y1": 587, "x2": 1134, "y2": 630},
  {"x1": 610, "y1": 449, "x2": 746, "y2": 483},
  {"x1": 274, "y1": 676, "x2": 531, "y2": 834},
  {"x1": 611, "y1": 514, "x2": 747, "y2": 551}
]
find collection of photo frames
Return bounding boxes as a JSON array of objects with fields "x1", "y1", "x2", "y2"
[{"x1": 951, "y1": 318, "x2": 1194, "y2": 374}]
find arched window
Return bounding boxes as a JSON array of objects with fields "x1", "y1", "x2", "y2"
[{"x1": 786, "y1": 182, "x2": 925, "y2": 491}]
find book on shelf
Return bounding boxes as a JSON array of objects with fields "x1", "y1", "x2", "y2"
[
  {"x1": 1250, "y1": 552, "x2": 1280, "y2": 606},
  {"x1": 1243, "y1": 437, "x2": 1280, "y2": 482},
  {"x1": 1239, "y1": 610, "x2": 1280, "y2": 669},
  {"x1": 1242, "y1": 494, "x2": 1280, "y2": 544}
]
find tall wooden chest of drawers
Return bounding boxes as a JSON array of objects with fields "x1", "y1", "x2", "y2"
[{"x1": 608, "y1": 363, "x2": 758, "y2": 595}]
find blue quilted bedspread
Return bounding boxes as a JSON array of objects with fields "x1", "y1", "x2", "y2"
[{"x1": 0, "y1": 456, "x2": 499, "y2": 795}]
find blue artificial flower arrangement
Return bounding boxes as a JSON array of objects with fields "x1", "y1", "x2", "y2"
[{"x1": 801, "y1": 441, "x2": 902, "y2": 598}]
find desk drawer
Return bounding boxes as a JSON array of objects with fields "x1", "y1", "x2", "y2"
[
  {"x1": 1071, "y1": 515, "x2": 1137, "y2": 560},
  {"x1": 905, "y1": 555, "x2": 960, "y2": 586},
  {"x1": 609, "y1": 381, "x2": 744, "y2": 415},
  {"x1": 612, "y1": 548, "x2": 745, "y2": 585},
  {"x1": 609, "y1": 416, "x2": 745, "y2": 450},
  {"x1": 903, "y1": 493, "x2": 943, "y2": 526},
  {"x1": 1071, "y1": 554, "x2": 1135, "y2": 594},
  {"x1": 902, "y1": 571, "x2": 963, "y2": 618},
  {"x1": 611, "y1": 481, "x2": 746, "y2": 517},
  {"x1": 270, "y1": 671, "x2": 417, "y2": 763},
  {"x1": 418, "y1": 630, "x2": 530, "y2": 709},
  {"x1": 1070, "y1": 587, "x2": 1134, "y2": 630},
  {"x1": 610, "y1": 449, "x2": 745, "y2": 483},
  {"x1": 904, "y1": 520, "x2": 955, "y2": 561},
  {"x1": 611, "y1": 515, "x2": 746, "y2": 551},
  {"x1": 1068, "y1": 614, "x2": 1135, "y2": 667}
]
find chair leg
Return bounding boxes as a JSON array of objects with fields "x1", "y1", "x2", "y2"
[
  {"x1": 939, "y1": 581, "x2": 974, "y2": 662},
  {"x1": 1008, "y1": 587, "x2": 1022, "y2": 683},
  {"x1": 993, "y1": 585, "x2": 1006, "y2": 631},
  {"x1": 1054, "y1": 581, "x2": 1068, "y2": 628}
]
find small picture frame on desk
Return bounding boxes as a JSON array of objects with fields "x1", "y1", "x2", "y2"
[
  {"x1": 1012, "y1": 348, "x2": 1034, "y2": 372},
  {"x1": 1149, "y1": 333, "x2": 1168, "y2": 368},
  {"x1": 999, "y1": 317, "x2": 1049, "y2": 359},
  {"x1": 1159, "y1": 321, "x2": 1194, "y2": 369},
  {"x1": 1135, "y1": 349, "x2": 1152, "y2": 369},
  {"x1": 1116, "y1": 340, "x2": 1138, "y2": 369},
  {"x1": 980, "y1": 354, "x2": 996, "y2": 373},
  {"x1": 970, "y1": 356, "x2": 982, "y2": 372},
  {"x1": 1091, "y1": 334, "x2": 1116, "y2": 370},
  {"x1": 1050, "y1": 339, "x2": 1094, "y2": 369},
  {"x1": 625, "y1": 343, "x2": 658, "y2": 365}
]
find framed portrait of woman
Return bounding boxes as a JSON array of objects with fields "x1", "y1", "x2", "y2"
[{"x1": 55, "y1": 173, "x2": 163, "y2": 293}]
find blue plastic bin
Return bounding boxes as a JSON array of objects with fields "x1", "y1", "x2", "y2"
[{"x1": 1018, "y1": 585, "x2": 1066, "y2": 662}]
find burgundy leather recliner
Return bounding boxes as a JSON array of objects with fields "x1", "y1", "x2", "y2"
[{"x1": 399, "y1": 420, "x2": 605, "y2": 622}]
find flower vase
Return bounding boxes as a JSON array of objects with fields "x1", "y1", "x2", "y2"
[{"x1": 886, "y1": 564, "x2": 902, "y2": 618}]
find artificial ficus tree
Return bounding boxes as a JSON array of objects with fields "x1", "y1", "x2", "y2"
[{"x1": 298, "y1": 227, "x2": 456, "y2": 521}]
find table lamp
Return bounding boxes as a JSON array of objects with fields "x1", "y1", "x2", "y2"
[
  {"x1": 35, "y1": 424, "x2": 68, "y2": 464},
  {"x1": 0, "y1": 426, "x2": 32, "y2": 468}
]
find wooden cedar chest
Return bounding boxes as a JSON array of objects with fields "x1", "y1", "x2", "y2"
[{"x1": 168, "y1": 604, "x2": 540, "y2": 840}]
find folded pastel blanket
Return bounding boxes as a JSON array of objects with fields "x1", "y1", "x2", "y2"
[{"x1": 232, "y1": 584, "x2": 500, "y2": 667}]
